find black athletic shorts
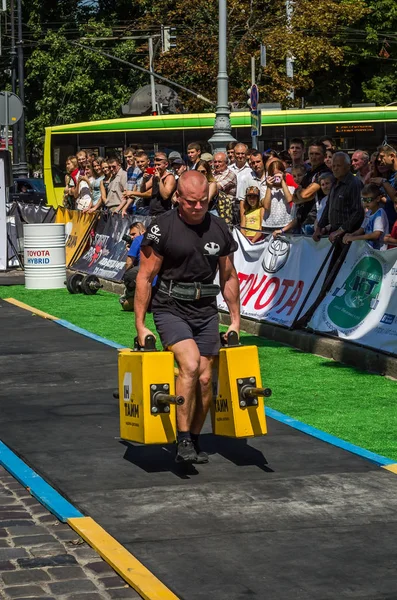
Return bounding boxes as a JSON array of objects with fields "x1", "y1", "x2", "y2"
[{"x1": 153, "y1": 311, "x2": 220, "y2": 356}]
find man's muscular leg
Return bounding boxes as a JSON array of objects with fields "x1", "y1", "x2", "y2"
[
  {"x1": 170, "y1": 339, "x2": 201, "y2": 433},
  {"x1": 190, "y1": 355, "x2": 214, "y2": 435},
  {"x1": 188, "y1": 355, "x2": 214, "y2": 463}
]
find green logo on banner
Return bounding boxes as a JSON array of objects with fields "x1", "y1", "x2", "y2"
[{"x1": 327, "y1": 256, "x2": 383, "y2": 330}]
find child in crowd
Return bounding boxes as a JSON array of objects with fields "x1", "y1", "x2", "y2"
[
  {"x1": 272, "y1": 172, "x2": 335, "y2": 238},
  {"x1": 291, "y1": 165, "x2": 306, "y2": 186},
  {"x1": 383, "y1": 197, "x2": 397, "y2": 248},
  {"x1": 240, "y1": 186, "x2": 265, "y2": 243},
  {"x1": 343, "y1": 184, "x2": 389, "y2": 250},
  {"x1": 315, "y1": 172, "x2": 334, "y2": 226},
  {"x1": 298, "y1": 172, "x2": 335, "y2": 236},
  {"x1": 263, "y1": 159, "x2": 294, "y2": 232}
]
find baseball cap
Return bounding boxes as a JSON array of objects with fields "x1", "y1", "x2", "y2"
[
  {"x1": 246, "y1": 186, "x2": 260, "y2": 196},
  {"x1": 201, "y1": 153, "x2": 213, "y2": 161},
  {"x1": 171, "y1": 158, "x2": 185, "y2": 166},
  {"x1": 168, "y1": 151, "x2": 182, "y2": 160}
]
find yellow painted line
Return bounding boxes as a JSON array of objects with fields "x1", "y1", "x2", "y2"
[
  {"x1": 68, "y1": 517, "x2": 179, "y2": 600},
  {"x1": 5, "y1": 298, "x2": 58, "y2": 321},
  {"x1": 382, "y1": 464, "x2": 397, "y2": 474}
]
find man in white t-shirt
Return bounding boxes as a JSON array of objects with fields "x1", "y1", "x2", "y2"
[
  {"x1": 229, "y1": 143, "x2": 251, "y2": 200},
  {"x1": 238, "y1": 151, "x2": 267, "y2": 220}
]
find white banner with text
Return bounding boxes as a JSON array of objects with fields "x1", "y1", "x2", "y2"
[
  {"x1": 309, "y1": 240, "x2": 397, "y2": 355},
  {"x1": 218, "y1": 230, "x2": 333, "y2": 328}
]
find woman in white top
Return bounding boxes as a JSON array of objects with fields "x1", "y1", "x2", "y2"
[
  {"x1": 89, "y1": 157, "x2": 105, "y2": 211},
  {"x1": 75, "y1": 165, "x2": 94, "y2": 211},
  {"x1": 262, "y1": 159, "x2": 294, "y2": 231}
]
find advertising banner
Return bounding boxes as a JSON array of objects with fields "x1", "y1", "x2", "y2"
[
  {"x1": 6, "y1": 214, "x2": 19, "y2": 267},
  {"x1": 0, "y1": 170, "x2": 6, "y2": 270},
  {"x1": 16, "y1": 202, "x2": 56, "y2": 225},
  {"x1": 6, "y1": 201, "x2": 56, "y2": 256},
  {"x1": 71, "y1": 213, "x2": 133, "y2": 281},
  {"x1": 55, "y1": 207, "x2": 97, "y2": 266},
  {"x1": 309, "y1": 240, "x2": 397, "y2": 355},
  {"x1": 218, "y1": 230, "x2": 333, "y2": 328}
]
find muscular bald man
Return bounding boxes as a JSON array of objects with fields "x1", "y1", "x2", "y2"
[{"x1": 135, "y1": 170, "x2": 240, "y2": 464}]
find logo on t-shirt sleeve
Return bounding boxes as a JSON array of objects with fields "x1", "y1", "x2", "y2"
[
  {"x1": 203, "y1": 242, "x2": 220, "y2": 256},
  {"x1": 147, "y1": 224, "x2": 161, "y2": 243}
]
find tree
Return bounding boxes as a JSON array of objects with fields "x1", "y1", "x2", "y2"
[
  {"x1": 134, "y1": 0, "x2": 368, "y2": 110},
  {"x1": 355, "y1": 0, "x2": 397, "y2": 105},
  {"x1": 5, "y1": 0, "x2": 392, "y2": 163},
  {"x1": 24, "y1": 19, "x2": 143, "y2": 152},
  {"x1": 21, "y1": 0, "x2": 147, "y2": 153}
]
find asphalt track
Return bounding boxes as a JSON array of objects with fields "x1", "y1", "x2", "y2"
[{"x1": 1, "y1": 298, "x2": 397, "y2": 600}]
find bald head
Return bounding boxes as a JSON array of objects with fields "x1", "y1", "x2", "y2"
[
  {"x1": 176, "y1": 171, "x2": 209, "y2": 224},
  {"x1": 214, "y1": 152, "x2": 227, "y2": 163},
  {"x1": 178, "y1": 170, "x2": 208, "y2": 201},
  {"x1": 213, "y1": 152, "x2": 228, "y2": 174},
  {"x1": 234, "y1": 143, "x2": 248, "y2": 168}
]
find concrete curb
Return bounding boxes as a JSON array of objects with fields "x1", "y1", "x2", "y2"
[{"x1": 219, "y1": 313, "x2": 397, "y2": 380}]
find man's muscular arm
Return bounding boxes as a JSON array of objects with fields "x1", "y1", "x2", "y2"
[
  {"x1": 219, "y1": 254, "x2": 240, "y2": 337},
  {"x1": 134, "y1": 247, "x2": 163, "y2": 346},
  {"x1": 293, "y1": 182, "x2": 318, "y2": 204}
]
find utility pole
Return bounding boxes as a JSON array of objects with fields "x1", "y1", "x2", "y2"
[
  {"x1": 251, "y1": 57, "x2": 257, "y2": 150},
  {"x1": 208, "y1": 0, "x2": 236, "y2": 153},
  {"x1": 10, "y1": 0, "x2": 18, "y2": 167},
  {"x1": 148, "y1": 37, "x2": 157, "y2": 115},
  {"x1": 16, "y1": 0, "x2": 27, "y2": 176},
  {"x1": 286, "y1": 0, "x2": 294, "y2": 101}
]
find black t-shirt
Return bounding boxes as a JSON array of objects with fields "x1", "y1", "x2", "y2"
[
  {"x1": 150, "y1": 177, "x2": 172, "y2": 216},
  {"x1": 141, "y1": 210, "x2": 238, "y2": 320},
  {"x1": 296, "y1": 163, "x2": 331, "y2": 227}
]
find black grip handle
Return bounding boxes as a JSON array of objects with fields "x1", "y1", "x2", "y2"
[
  {"x1": 153, "y1": 392, "x2": 185, "y2": 406},
  {"x1": 220, "y1": 330, "x2": 240, "y2": 347},
  {"x1": 133, "y1": 334, "x2": 157, "y2": 352},
  {"x1": 241, "y1": 386, "x2": 272, "y2": 399}
]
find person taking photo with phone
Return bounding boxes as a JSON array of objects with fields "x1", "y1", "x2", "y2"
[{"x1": 262, "y1": 159, "x2": 295, "y2": 233}]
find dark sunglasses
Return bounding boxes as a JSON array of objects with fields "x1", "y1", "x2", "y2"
[{"x1": 361, "y1": 196, "x2": 377, "y2": 203}]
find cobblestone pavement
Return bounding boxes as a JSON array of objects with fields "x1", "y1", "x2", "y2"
[{"x1": 0, "y1": 466, "x2": 141, "y2": 599}]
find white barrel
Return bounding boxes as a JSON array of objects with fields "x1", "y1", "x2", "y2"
[{"x1": 23, "y1": 223, "x2": 66, "y2": 289}]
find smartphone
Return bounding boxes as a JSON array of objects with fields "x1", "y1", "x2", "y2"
[{"x1": 146, "y1": 167, "x2": 156, "y2": 175}]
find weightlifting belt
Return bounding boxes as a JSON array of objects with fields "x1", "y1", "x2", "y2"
[{"x1": 158, "y1": 280, "x2": 221, "y2": 301}]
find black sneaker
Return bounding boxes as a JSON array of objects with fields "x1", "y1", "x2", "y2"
[
  {"x1": 175, "y1": 439, "x2": 197, "y2": 463},
  {"x1": 192, "y1": 439, "x2": 209, "y2": 464}
]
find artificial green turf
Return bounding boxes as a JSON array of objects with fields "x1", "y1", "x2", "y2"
[{"x1": 2, "y1": 285, "x2": 397, "y2": 460}]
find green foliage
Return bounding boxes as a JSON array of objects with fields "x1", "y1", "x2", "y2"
[
  {"x1": 133, "y1": 0, "x2": 369, "y2": 109},
  {"x1": 363, "y1": 75, "x2": 397, "y2": 105},
  {"x1": 10, "y1": 0, "x2": 397, "y2": 157},
  {"x1": 24, "y1": 8, "x2": 144, "y2": 151}
]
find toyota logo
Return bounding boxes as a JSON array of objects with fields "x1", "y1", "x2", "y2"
[{"x1": 262, "y1": 237, "x2": 290, "y2": 273}]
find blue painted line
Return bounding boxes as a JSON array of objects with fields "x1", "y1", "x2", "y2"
[
  {"x1": 266, "y1": 407, "x2": 395, "y2": 467},
  {"x1": 0, "y1": 442, "x2": 84, "y2": 522},
  {"x1": 55, "y1": 319, "x2": 126, "y2": 350}
]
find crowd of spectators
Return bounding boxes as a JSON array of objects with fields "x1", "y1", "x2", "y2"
[{"x1": 63, "y1": 137, "x2": 397, "y2": 251}]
